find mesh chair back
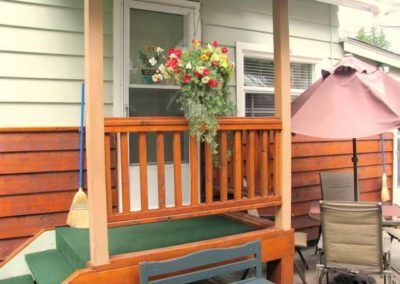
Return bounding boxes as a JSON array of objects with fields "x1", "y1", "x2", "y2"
[
  {"x1": 320, "y1": 201, "x2": 383, "y2": 272},
  {"x1": 320, "y1": 172, "x2": 355, "y2": 201}
]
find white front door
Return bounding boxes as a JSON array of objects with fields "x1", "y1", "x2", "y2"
[{"x1": 122, "y1": 0, "x2": 198, "y2": 210}]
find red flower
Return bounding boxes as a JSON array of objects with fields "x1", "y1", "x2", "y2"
[
  {"x1": 212, "y1": 60, "x2": 219, "y2": 67},
  {"x1": 168, "y1": 48, "x2": 176, "y2": 55},
  {"x1": 167, "y1": 48, "x2": 182, "y2": 58},
  {"x1": 213, "y1": 40, "x2": 219, "y2": 47},
  {"x1": 183, "y1": 75, "x2": 191, "y2": 84},
  {"x1": 175, "y1": 49, "x2": 182, "y2": 58},
  {"x1": 166, "y1": 57, "x2": 179, "y2": 70},
  {"x1": 222, "y1": 47, "x2": 228, "y2": 54},
  {"x1": 203, "y1": 68, "x2": 210, "y2": 76},
  {"x1": 195, "y1": 71, "x2": 202, "y2": 79},
  {"x1": 208, "y1": 78, "x2": 219, "y2": 88}
]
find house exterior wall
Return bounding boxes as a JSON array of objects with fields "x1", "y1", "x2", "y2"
[
  {"x1": 0, "y1": 0, "x2": 113, "y2": 127},
  {"x1": 0, "y1": 0, "x2": 341, "y2": 127},
  {"x1": 201, "y1": 0, "x2": 342, "y2": 100}
]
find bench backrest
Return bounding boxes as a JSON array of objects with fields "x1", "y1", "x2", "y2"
[{"x1": 140, "y1": 240, "x2": 262, "y2": 284}]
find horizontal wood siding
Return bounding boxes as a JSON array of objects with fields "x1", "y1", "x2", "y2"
[
  {"x1": 0, "y1": 129, "x2": 117, "y2": 262},
  {"x1": 0, "y1": 0, "x2": 113, "y2": 127},
  {"x1": 291, "y1": 134, "x2": 394, "y2": 241}
]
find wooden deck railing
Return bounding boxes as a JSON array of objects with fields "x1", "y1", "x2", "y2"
[{"x1": 104, "y1": 117, "x2": 282, "y2": 225}]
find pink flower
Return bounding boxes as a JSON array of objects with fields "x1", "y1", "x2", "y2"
[
  {"x1": 212, "y1": 60, "x2": 219, "y2": 67},
  {"x1": 208, "y1": 78, "x2": 219, "y2": 88},
  {"x1": 222, "y1": 47, "x2": 228, "y2": 54},
  {"x1": 203, "y1": 68, "x2": 210, "y2": 76},
  {"x1": 183, "y1": 75, "x2": 191, "y2": 84},
  {"x1": 213, "y1": 40, "x2": 219, "y2": 48}
]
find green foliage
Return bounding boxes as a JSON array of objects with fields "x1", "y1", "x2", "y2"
[
  {"x1": 154, "y1": 42, "x2": 235, "y2": 159},
  {"x1": 356, "y1": 26, "x2": 390, "y2": 49}
]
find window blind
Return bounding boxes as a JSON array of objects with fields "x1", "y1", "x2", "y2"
[
  {"x1": 244, "y1": 57, "x2": 313, "y2": 117},
  {"x1": 243, "y1": 57, "x2": 313, "y2": 89},
  {"x1": 245, "y1": 93, "x2": 275, "y2": 117}
]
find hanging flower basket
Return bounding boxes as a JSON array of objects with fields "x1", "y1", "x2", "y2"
[{"x1": 150, "y1": 40, "x2": 235, "y2": 156}]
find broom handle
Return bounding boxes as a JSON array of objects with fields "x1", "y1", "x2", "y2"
[
  {"x1": 380, "y1": 134, "x2": 386, "y2": 174},
  {"x1": 79, "y1": 82, "x2": 85, "y2": 189}
]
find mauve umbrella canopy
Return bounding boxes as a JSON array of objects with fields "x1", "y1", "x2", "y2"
[{"x1": 292, "y1": 54, "x2": 400, "y2": 139}]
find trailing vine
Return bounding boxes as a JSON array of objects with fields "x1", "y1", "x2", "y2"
[{"x1": 151, "y1": 40, "x2": 235, "y2": 158}]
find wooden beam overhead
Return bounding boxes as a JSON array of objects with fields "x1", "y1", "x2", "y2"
[
  {"x1": 84, "y1": 0, "x2": 110, "y2": 265},
  {"x1": 272, "y1": 0, "x2": 292, "y2": 230}
]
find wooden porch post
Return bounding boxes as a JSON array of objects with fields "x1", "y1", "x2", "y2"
[
  {"x1": 269, "y1": 1, "x2": 293, "y2": 282},
  {"x1": 84, "y1": 0, "x2": 110, "y2": 265},
  {"x1": 272, "y1": 0, "x2": 291, "y2": 230}
]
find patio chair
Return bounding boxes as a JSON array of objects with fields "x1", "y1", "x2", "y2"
[
  {"x1": 320, "y1": 171, "x2": 355, "y2": 201},
  {"x1": 139, "y1": 240, "x2": 272, "y2": 284},
  {"x1": 316, "y1": 172, "x2": 356, "y2": 254},
  {"x1": 316, "y1": 201, "x2": 392, "y2": 284}
]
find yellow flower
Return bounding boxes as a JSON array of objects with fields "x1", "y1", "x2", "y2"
[
  {"x1": 199, "y1": 54, "x2": 209, "y2": 61},
  {"x1": 192, "y1": 39, "x2": 201, "y2": 48},
  {"x1": 210, "y1": 53, "x2": 220, "y2": 62}
]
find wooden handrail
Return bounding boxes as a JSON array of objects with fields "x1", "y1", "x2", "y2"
[
  {"x1": 104, "y1": 116, "x2": 282, "y2": 225},
  {"x1": 104, "y1": 117, "x2": 282, "y2": 132}
]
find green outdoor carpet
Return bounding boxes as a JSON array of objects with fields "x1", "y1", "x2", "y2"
[
  {"x1": 25, "y1": 250, "x2": 74, "y2": 284},
  {"x1": 0, "y1": 275, "x2": 34, "y2": 284},
  {"x1": 56, "y1": 215, "x2": 256, "y2": 269}
]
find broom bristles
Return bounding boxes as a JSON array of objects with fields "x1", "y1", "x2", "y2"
[
  {"x1": 67, "y1": 187, "x2": 89, "y2": 228},
  {"x1": 381, "y1": 173, "x2": 390, "y2": 202}
]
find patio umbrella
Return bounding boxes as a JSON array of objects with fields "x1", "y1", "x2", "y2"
[{"x1": 292, "y1": 54, "x2": 400, "y2": 200}]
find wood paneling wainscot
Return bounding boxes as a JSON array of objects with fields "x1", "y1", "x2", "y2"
[{"x1": 0, "y1": 127, "x2": 118, "y2": 262}]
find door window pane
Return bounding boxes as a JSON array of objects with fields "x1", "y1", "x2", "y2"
[
  {"x1": 129, "y1": 88, "x2": 188, "y2": 164},
  {"x1": 129, "y1": 9, "x2": 184, "y2": 85}
]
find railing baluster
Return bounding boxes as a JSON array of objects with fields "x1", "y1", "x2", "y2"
[
  {"x1": 104, "y1": 134, "x2": 113, "y2": 215},
  {"x1": 261, "y1": 130, "x2": 269, "y2": 197},
  {"x1": 120, "y1": 132, "x2": 130, "y2": 213},
  {"x1": 139, "y1": 132, "x2": 148, "y2": 211},
  {"x1": 173, "y1": 132, "x2": 182, "y2": 207},
  {"x1": 247, "y1": 130, "x2": 255, "y2": 198},
  {"x1": 233, "y1": 131, "x2": 242, "y2": 200},
  {"x1": 205, "y1": 142, "x2": 213, "y2": 204},
  {"x1": 156, "y1": 132, "x2": 166, "y2": 209},
  {"x1": 254, "y1": 131, "x2": 260, "y2": 195},
  {"x1": 190, "y1": 135, "x2": 199, "y2": 205},
  {"x1": 273, "y1": 130, "x2": 281, "y2": 196},
  {"x1": 219, "y1": 132, "x2": 228, "y2": 202}
]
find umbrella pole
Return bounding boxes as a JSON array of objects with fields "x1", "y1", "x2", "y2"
[{"x1": 352, "y1": 138, "x2": 359, "y2": 201}]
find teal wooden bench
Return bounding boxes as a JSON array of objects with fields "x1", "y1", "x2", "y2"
[{"x1": 139, "y1": 240, "x2": 273, "y2": 284}]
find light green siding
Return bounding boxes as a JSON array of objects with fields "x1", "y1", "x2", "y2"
[
  {"x1": 0, "y1": 0, "x2": 342, "y2": 126},
  {"x1": 0, "y1": 0, "x2": 113, "y2": 126},
  {"x1": 201, "y1": 0, "x2": 342, "y2": 100}
]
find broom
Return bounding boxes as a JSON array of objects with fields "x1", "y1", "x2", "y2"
[
  {"x1": 380, "y1": 134, "x2": 390, "y2": 202},
  {"x1": 67, "y1": 83, "x2": 89, "y2": 228}
]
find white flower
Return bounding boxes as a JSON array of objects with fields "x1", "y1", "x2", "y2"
[
  {"x1": 197, "y1": 66, "x2": 205, "y2": 73},
  {"x1": 158, "y1": 64, "x2": 166, "y2": 73},
  {"x1": 156, "y1": 47, "x2": 164, "y2": 54},
  {"x1": 149, "y1": 57, "x2": 157, "y2": 66},
  {"x1": 169, "y1": 53, "x2": 177, "y2": 59},
  {"x1": 152, "y1": 73, "x2": 163, "y2": 83},
  {"x1": 201, "y1": 76, "x2": 210, "y2": 84},
  {"x1": 186, "y1": 62, "x2": 192, "y2": 69},
  {"x1": 207, "y1": 43, "x2": 213, "y2": 50}
]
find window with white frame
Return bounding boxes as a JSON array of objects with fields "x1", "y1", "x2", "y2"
[{"x1": 236, "y1": 43, "x2": 317, "y2": 117}]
